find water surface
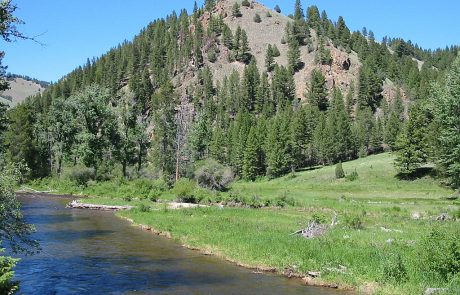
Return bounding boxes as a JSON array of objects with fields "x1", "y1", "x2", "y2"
[{"x1": 14, "y1": 194, "x2": 347, "y2": 294}]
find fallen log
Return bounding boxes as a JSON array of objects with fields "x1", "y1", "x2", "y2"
[
  {"x1": 18, "y1": 186, "x2": 52, "y2": 194},
  {"x1": 66, "y1": 200, "x2": 133, "y2": 211}
]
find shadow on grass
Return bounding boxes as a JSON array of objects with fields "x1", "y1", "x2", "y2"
[{"x1": 395, "y1": 167, "x2": 436, "y2": 181}]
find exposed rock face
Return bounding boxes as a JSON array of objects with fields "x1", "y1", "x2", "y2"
[{"x1": 175, "y1": 0, "x2": 411, "y2": 112}]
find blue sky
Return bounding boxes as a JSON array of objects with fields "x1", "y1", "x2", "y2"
[{"x1": 2, "y1": 0, "x2": 459, "y2": 82}]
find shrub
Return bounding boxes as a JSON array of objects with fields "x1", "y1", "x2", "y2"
[
  {"x1": 232, "y1": 3, "x2": 242, "y2": 17},
  {"x1": 344, "y1": 212, "x2": 365, "y2": 229},
  {"x1": 66, "y1": 166, "x2": 95, "y2": 187},
  {"x1": 173, "y1": 179, "x2": 198, "y2": 203},
  {"x1": 311, "y1": 212, "x2": 327, "y2": 224},
  {"x1": 381, "y1": 252, "x2": 408, "y2": 284},
  {"x1": 274, "y1": 195, "x2": 297, "y2": 207},
  {"x1": 0, "y1": 247, "x2": 18, "y2": 294},
  {"x1": 194, "y1": 159, "x2": 234, "y2": 191},
  {"x1": 274, "y1": 4, "x2": 281, "y2": 13},
  {"x1": 335, "y1": 162, "x2": 345, "y2": 179},
  {"x1": 138, "y1": 204, "x2": 150, "y2": 212},
  {"x1": 417, "y1": 226, "x2": 460, "y2": 281},
  {"x1": 249, "y1": 195, "x2": 264, "y2": 208},
  {"x1": 208, "y1": 49, "x2": 217, "y2": 63},
  {"x1": 241, "y1": 0, "x2": 250, "y2": 7},
  {"x1": 123, "y1": 196, "x2": 133, "y2": 202},
  {"x1": 346, "y1": 169, "x2": 359, "y2": 181},
  {"x1": 280, "y1": 37, "x2": 286, "y2": 44},
  {"x1": 272, "y1": 45, "x2": 281, "y2": 57},
  {"x1": 253, "y1": 13, "x2": 261, "y2": 23},
  {"x1": 266, "y1": 11, "x2": 272, "y2": 17}
]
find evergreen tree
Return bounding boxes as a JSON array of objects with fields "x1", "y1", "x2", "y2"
[
  {"x1": 435, "y1": 55, "x2": 460, "y2": 189},
  {"x1": 384, "y1": 112, "x2": 402, "y2": 150},
  {"x1": 151, "y1": 82, "x2": 177, "y2": 182},
  {"x1": 243, "y1": 127, "x2": 260, "y2": 181},
  {"x1": 335, "y1": 162, "x2": 345, "y2": 179},
  {"x1": 394, "y1": 104, "x2": 428, "y2": 177},
  {"x1": 287, "y1": 37, "x2": 302, "y2": 72},
  {"x1": 189, "y1": 112, "x2": 212, "y2": 162},
  {"x1": 265, "y1": 44, "x2": 275, "y2": 72},
  {"x1": 232, "y1": 2, "x2": 242, "y2": 17},
  {"x1": 274, "y1": 5, "x2": 281, "y2": 13},
  {"x1": 265, "y1": 111, "x2": 293, "y2": 178},
  {"x1": 308, "y1": 69, "x2": 328, "y2": 111},
  {"x1": 222, "y1": 24, "x2": 233, "y2": 49},
  {"x1": 306, "y1": 5, "x2": 321, "y2": 31}
]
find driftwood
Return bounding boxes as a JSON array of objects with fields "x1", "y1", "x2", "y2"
[
  {"x1": 66, "y1": 200, "x2": 133, "y2": 211},
  {"x1": 291, "y1": 213, "x2": 337, "y2": 239},
  {"x1": 18, "y1": 186, "x2": 52, "y2": 194}
]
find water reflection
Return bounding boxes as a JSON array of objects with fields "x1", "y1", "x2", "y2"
[{"x1": 14, "y1": 194, "x2": 347, "y2": 295}]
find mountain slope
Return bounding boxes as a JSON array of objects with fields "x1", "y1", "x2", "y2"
[{"x1": 0, "y1": 76, "x2": 48, "y2": 106}]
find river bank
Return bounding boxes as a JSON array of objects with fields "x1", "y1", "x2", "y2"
[{"x1": 23, "y1": 153, "x2": 460, "y2": 294}]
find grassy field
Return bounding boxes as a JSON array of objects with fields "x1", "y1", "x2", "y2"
[{"x1": 28, "y1": 153, "x2": 460, "y2": 294}]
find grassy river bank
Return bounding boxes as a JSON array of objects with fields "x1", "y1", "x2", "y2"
[{"x1": 28, "y1": 153, "x2": 460, "y2": 294}]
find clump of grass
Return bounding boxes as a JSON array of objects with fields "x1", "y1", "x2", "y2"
[
  {"x1": 381, "y1": 252, "x2": 408, "y2": 284},
  {"x1": 138, "y1": 203, "x2": 150, "y2": 212},
  {"x1": 343, "y1": 211, "x2": 365, "y2": 229}
]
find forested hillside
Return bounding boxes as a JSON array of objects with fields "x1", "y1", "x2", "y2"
[{"x1": 3, "y1": 0, "x2": 460, "y2": 188}]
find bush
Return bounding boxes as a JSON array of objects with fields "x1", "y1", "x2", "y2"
[
  {"x1": 417, "y1": 226, "x2": 460, "y2": 281},
  {"x1": 241, "y1": 0, "x2": 250, "y2": 7},
  {"x1": 194, "y1": 159, "x2": 234, "y2": 191},
  {"x1": 280, "y1": 37, "x2": 286, "y2": 44},
  {"x1": 0, "y1": 247, "x2": 19, "y2": 294},
  {"x1": 138, "y1": 204, "x2": 150, "y2": 212},
  {"x1": 66, "y1": 166, "x2": 95, "y2": 187},
  {"x1": 344, "y1": 212, "x2": 365, "y2": 229},
  {"x1": 123, "y1": 196, "x2": 133, "y2": 202},
  {"x1": 346, "y1": 169, "x2": 359, "y2": 181},
  {"x1": 266, "y1": 11, "x2": 272, "y2": 17},
  {"x1": 335, "y1": 162, "x2": 345, "y2": 179},
  {"x1": 208, "y1": 49, "x2": 217, "y2": 63},
  {"x1": 311, "y1": 212, "x2": 327, "y2": 224},
  {"x1": 253, "y1": 13, "x2": 261, "y2": 23},
  {"x1": 274, "y1": 195, "x2": 297, "y2": 207},
  {"x1": 381, "y1": 252, "x2": 408, "y2": 284},
  {"x1": 274, "y1": 4, "x2": 281, "y2": 13},
  {"x1": 173, "y1": 179, "x2": 198, "y2": 203},
  {"x1": 272, "y1": 45, "x2": 281, "y2": 57},
  {"x1": 232, "y1": 3, "x2": 242, "y2": 17}
]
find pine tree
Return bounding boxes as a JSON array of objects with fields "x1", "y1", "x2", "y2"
[
  {"x1": 238, "y1": 29, "x2": 251, "y2": 63},
  {"x1": 274, "y1": 5, "x2": 281, "y2": 13},
  {"x1": 435, "y1": 54, "x2": 460, "y2": 189},
  {"x1": 384, "y1": 112, "x2": 402, "y2": 150},
  {"x1": 335, "y1": 162, "x2": 345, "y2": 179},
  {"x1": 394, "y1": 104, "x2": 428, "y2": 177},
  {"x1": 243, "y1": 127, "x2": 260, "y2": 181},
  {"x1": 287, "y1": 37, "x2": 302, "y2": 72},
  {"x1": 222, "y1": 24, "x2": 233, "y2": 49},
  {"x1": 265, "y1": 44, "x2": 275, "y2": 72},
  {"x1": 232, "y1": 2, "x2": 242, "y2": 17},
  {"x1": 306, "y1": 5, "x2": 321, "y2": 31},
  {"x1": 308, "y1": 69, "x2": 328, "y2": 111}
]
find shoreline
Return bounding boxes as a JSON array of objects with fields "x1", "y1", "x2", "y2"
[{"x1": 117, "y1": 215, "x2": 355, "y2": 293}]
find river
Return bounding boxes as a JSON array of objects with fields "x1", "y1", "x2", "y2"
[{"x1": 13, "y1": 194, "x2": 347, "y2": 294}]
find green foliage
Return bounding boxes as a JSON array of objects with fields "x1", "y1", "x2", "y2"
[
  {"x1": 232, "y1": 2, "x2": 242, "y2": 17},
  {"x1": 138, "y1": 203, "x2": 150, "y2": 212},
  {"x1": 394, "y1": 104, "x2": 428, "y2": 177},
  {"x1": 335, "y1": 162, "x2": 345, "y2": 179},
  {"x1": 173, "y1": 179, "x2": 198, "y2": 203},
  {"x1": 308, "y1": 69, "x2": 328, "y2": 111},
  {"x1": 241, "y1": 0, "x2": 250, "y2": 7},
  {"x1": 274, "y1": 4, "x2": 281, "y2": 13},
  {"x1": 194, "y1": 158, "x2": 234, "y2": 191},
  {"x1": 345, "y1": 169, "x2": 359, "y2": 181},
  {"x1": 381, "y1": 252, "x2": 408, "y2": 284},
  {"x1": 0, "y1": 247, "x2": 19, "y2": 295},
  {"x1": 343, "y1": 211, "x2": 365, "y2": 229},
  {"x1": 0, "y1": 163, "x2": 38, "y2": 254},
  {"x1": 417, "y1": 226, "x2": 460, "y2": 281},
  {"x1": 435, "y1": 55, "x2": 460, "y2": 189},
  {"x1": 66, "y1": 165, "x2": 95, "y2": 187},
  {"x1": 287, "y1": 37, "x2": 302, "y2": 72},
  {"x1": 253, "y1": 13, "x2": 261, "y2": 23}
]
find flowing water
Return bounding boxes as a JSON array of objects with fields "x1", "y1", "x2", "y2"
[{"x1": 14, "y1": 194, "x2": 348, "y2": 295}]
